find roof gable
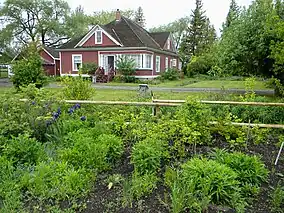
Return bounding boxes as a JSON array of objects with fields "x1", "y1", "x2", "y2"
[
  {"x1": 75, "y1": 25, "x2": 122, "y2": 48},
  {"x1": 42, "y1": 46, "x2": 59, "y2": 59},
  {"x1": 149, "y1": 32, "x2": 170, "y2": 49}
]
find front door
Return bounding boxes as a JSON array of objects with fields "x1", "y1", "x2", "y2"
[{"x1": 107, "y1": 56, "x2": 115, "y2": 74}]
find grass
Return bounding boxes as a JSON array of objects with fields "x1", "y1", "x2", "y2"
[
  {"x1": 106, "y1": 78, "x2": 270, "y2": 90},
  {"x1": 0, "y1": 70, "x2": 8, "y2": 78}
]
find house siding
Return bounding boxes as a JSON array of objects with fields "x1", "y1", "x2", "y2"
[
  {"x1": 55, "y1": 59, "x2": 60, "y2": 76},
  {"x1": 153, "y1": 52, "x2": 179, "y2": 75},
  {"x1": 43, "y1": 65, "x2": 55, "y2": 76},
  {"x1": 60, "y1": 51, "x2": 98, "y2": 74},
  {"x1": 40, "y1": 50, "x2": 54, "y2": 63},
  {"x1": 82, "y1": 33, "x2": 118, "y2": 47}
]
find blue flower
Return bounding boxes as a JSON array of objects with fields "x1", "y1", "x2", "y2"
[
  {"x1": 53, "y1": 112, "x2": 60, "y2": 119},
  {"x1": 57, "y1": 107, "x2": 61, "y2": 115},
  {"x1": 74, "y1": 103, "x2": 81, "y2": 109},
  {"x1": 80, "y1": 116, "x2": 86, "y2": 121},
  {"x1": 31, "y1": 101, "x2": 36, "y2": 105},
  {"x1": 68, "y1": 108, "x2": 74, "y2": 114}
]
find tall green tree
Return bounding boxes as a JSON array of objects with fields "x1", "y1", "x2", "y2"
[
  {"x1": 149, "y1": 16, "x2": 190, "y2": 49},
  {"x1": 134, "y1": 6, "x2": 146, "y2": 27},
  {"x1": 0, "y1": 0, "x2": 70, "y2": 47},
  {"x1": 223, "y1": 0, "x2": 240, "y2": 30},
  {"x1": 179, "y1": 0, "x2": 216, "y2": 63},
  {"x1": 217, "y1": 0, "x2": 275, "y2": 76}
]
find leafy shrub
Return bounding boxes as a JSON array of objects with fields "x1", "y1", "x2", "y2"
[
  {"x1": 22, "y1": 161, "x2": 92, "y2": 200},
  {"x1": 3, "y1": 134, "x2": 45, "y2": 166},
  {"x1": 11, "y1": 42, "x2": 47, "y2": 89},
  {"x1": 270, "y1": 183, "x2": 284, "y2": 213},
  {"x1": 131, "y1": 137, "x2": 168, "y2": 175},
  {"x1": 116, "y1": 56, "x2": 136, "y2": 83},
  {"x1": 96, "y1": 134, "x2": 124, "y2": 164},
  {"x1": 210, "y1": 149, "x2": 269, "y2": 196},
  {"x1": 131, "y1": 172, "x2": 159, "y2": 200},
  {"x1": 61, "y1": 75, "x2": 95, "y2": 100},
  {"x1": 0, "y1": 156, "x2": 23, "y2": 211},
  {"x1": 179, "y1": 158, "x2": 245, "y2": 212},
  {"x1": 186, "y1": 52, "x2": 217, "y2": 77},
  {"x1": 161, "y1": 68, "x2": 180, "y2": 81},
  {"x1": 80, "y1": 62, "x2": 98, "y2": 75}
]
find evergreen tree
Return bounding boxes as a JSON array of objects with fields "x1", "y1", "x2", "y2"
[
  {"x1": 223, "y1": 0, "x2": 240, "y2": 30},
  {"x1": 179, "y1": 0, "x2": 215, "y2": 61},
  {"x1": 134, "y1": 6, "x2": 146, "y2": 27}
]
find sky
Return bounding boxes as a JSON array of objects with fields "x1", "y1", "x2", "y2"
[{"x1": 68, "y1": 0, "x2": 252, "y2": 34}]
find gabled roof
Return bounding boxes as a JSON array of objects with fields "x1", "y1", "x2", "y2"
[
  {"x1": 149, "y1": 32, "x2": 171, "y2": 49},
  {"x1": 43, "y1": 45, "x2": 59, "y2": 59},
  {"x1": 59, "y1": 16, "x2": 174, "y2": 52}
]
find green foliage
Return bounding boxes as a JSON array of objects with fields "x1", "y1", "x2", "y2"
[
  {"x1": 22, "y1": 161, "x2": 92, "y2": 200},
  {"x1": 167, "y1": 158, "x2": 245, "y2": 212},
  {"x1": 61, "y1": 75, "x2": 95, "y2": 100},
  {"x1": 60, "y1": 129, "x2": 123, "y2": 171},
  {"x1": 80, "y1": 62, "x2": 98, "y2": 75},
  {"x1": 270, "y1": 183, "x2": 284, "y2": 213},
  {"x1": 2, "y1": 134, "x2": 45, "y2": 166},
  {"x1": 116, "y1": 55, "x2": 136, "y2": 77},
  {"x1": 11, "y1": 43, "x2": 47, "y2": 89},
  {"x1": 131, "y1": 172, "x2": 159, "y2": 200},
  {"x1": 186, "y1": 51, "x2": 217, "y2": 77},
  {"x1": 210, "y1": 149, "x2": 269, "y2": 197},
  {"x1": 161, "y1": 68, "x2": 180, "y2": 80},
  {"x1": 131, "y1": 137, "x2": 168, "y2": 175}
]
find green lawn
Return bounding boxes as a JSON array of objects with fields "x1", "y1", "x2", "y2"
[
  {"x1": 106, "y1": 78, "x2": 270, "y2": 90},
  {"x1": 0, "y1": 70, "x2": 8, "y2": 78}
]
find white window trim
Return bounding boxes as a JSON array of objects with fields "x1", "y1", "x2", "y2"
[
  {"x1": 156, "y1": 56, "x2": 160, "y2": 72},
  {"x1": 95, "y1": 30, "x2": 103, "y2": 44},
  {"x1": 172, "y1": 59, "x2": 177, "y2": 67},
  {"x1": 143, "y1": 54, "x2": 153, "y2": 70},
  {"x1": 167, "y1": 38, "x2": 170, "y2": 50},
  {"x1": 165, "y1": 57, "x2": 168, "y2": 70},
  {"x1": 72, "y1": 54, "x2": 82, "y2": 71}
]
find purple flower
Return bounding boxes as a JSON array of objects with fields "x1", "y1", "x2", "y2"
[
  {"x1": 80, "y1": 116, "x2": 86, "y2": 121},
  {"x1": 57, "y1": 107, "x2": 61, "y2": 114},
  {"x1": 31, "y1": 101, "x2": 36, "y2": 105},
  {"x1": 74, "y1": 103, "x2": 81, "y2": 109},
  {"x1": 53, "y1": 112, "x2": 60, "y2": 119}
]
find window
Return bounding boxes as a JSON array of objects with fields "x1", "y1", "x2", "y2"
[
  {"x1": 95, "y1": 30, "x2": 102, "y2": 44},
  {"x1": 165, "y1": 57, "x2": 168, "y2": 70},
  {"x1": 167, "y1": 38, "x2": 170, "y2": 49},
  {"x1": 72, "y1": 54, "x2": 82, "y2": 71},
  {"x1": 128, "y1": 54, "x2": 142, "y2": 68},
  {"x1": 172, "y1": 59, "x2": 177, "y2": 67},
  {"x1": 145, "y1": 54, "x2": 152, "y2": 69},
  {"x1": 155, "y1": 56, "x2": 160, "y2": 72}
]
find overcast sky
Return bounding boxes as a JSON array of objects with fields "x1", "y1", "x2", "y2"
[{"x1": 69, "y1": 0, "x2": 252, "y2": 33}]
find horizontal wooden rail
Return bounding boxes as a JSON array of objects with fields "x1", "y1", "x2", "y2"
[
  {"x1": 153, "y1": 99, "x2": 284, "y2": 107},
  {"x1": 209, "y1": 121, "x2": 284, "y2": 129}
]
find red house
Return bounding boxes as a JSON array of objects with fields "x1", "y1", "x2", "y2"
[
  {"x1": 57, "y1": 9, "x2": 180, "y2": 79},
  {"x1": 12, "y1": 45, "x2": 60, "y2": 76}
]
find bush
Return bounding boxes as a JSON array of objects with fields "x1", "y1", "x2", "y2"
[
  {"x1": 131, "y1": 137, "x2": 168, "y2": 175},
  {"x1": 270, "y1": 183, "x2": 284, "y2": 213},
  {"x1": 11, "y1": 42, "x2": 47, "y2": 89},
  {"x1": 61, "y1": 75, "x2": 95, "y2": 100},
  {"x1": 80, "y1": 62, "x2": 98, "y2": 75},
  {"x1": 3, "y1": 134, "x2": 45, "y2": 166},
  {"x1": 22, "y1": 161, "x2": 92, "y2": 200},
  {"x1": 116, "y1": 56, "x2": 136, "y2": 82},
  {"x1": 131, "y1": 172, "x2": 159, "y2": 200},
  {"x1": 186, "y1": 53, "x2": 216, "y2": 77},
  {"x1": 161, "y1": 68, "x2": 180, "y2": 81},
  {"x1": 179, "y1": 158, "x2": 245, "y2": 212},
  {"x1": 210, "y1": 149, "x2": 269, "y2": 196}
]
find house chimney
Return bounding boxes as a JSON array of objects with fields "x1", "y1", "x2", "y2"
[{"x1": 116, "y1": 9, "x2": 121, "y2": 21}]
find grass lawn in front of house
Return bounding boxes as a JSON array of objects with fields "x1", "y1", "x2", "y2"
[
  {"x1": 106, "y1": 78, "x2": 270, "y2": 90},
  {"x1": 0, "y1": 69, "x2": 8, "y2": 78}
]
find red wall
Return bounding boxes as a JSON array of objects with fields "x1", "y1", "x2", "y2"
[
  {"x1": 55, "y1": 59, "x2": 60, "y2": 76},
  {"x1": 43, "y1": 65, "x2": 55, "y2": 76},
  {"x1": 153, "y1": 53, "x2": 179, "y2": 75},
  {"x1": 60, "y1": 51, "x2": 98, "y2": 74},
  {"x1": 40, "y1": 50, "x2": 54, "y2": 63},
  {"x1": 82, "y1": 32, "x2": 118, "y2": 47}
]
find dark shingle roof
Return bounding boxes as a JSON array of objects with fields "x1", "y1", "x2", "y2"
[
  {"x1": 59, "y1": 16, "x2": 173, "y2": 51},
  {"x1": 149, "y1": 32, "x2": 170, "y2": 49},
  {"x1": 43, "y1": 45, "x2": 59, "y2": 58}
]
